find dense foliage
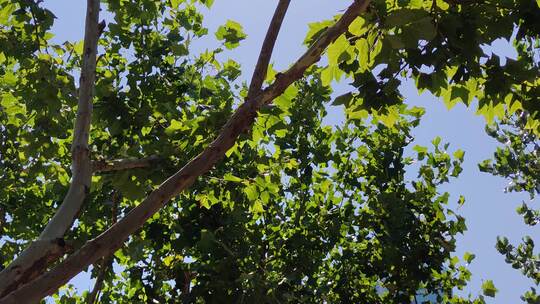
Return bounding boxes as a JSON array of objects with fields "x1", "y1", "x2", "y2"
[{"x1": 0, "y1": 0, "x2": 539, "y2": 303}]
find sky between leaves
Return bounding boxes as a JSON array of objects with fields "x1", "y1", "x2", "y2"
[{"x1": 42, "y1": 0, "x2": 537, "y2": 303}]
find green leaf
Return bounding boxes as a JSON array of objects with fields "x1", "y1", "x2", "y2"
[
  {"x1": 260, "y1": 191, "x2": 270, "y2": 204},
  {"x1": 215, "y1": 20, "x2": 247, "y2": 50},
  {"x1": 413, "y1": 145, "x2": 428, "y2": 160},
  {"x1": 321, "y1": 65, "x2": 343, "y2": 87},
  {"x1": 348, "y1": 109, "x2": 369, "y2": 120},
  {"x1": 355, "y1": 38, "x2": 369, "y2": 71},
  {"x1": 332, "y1": 92, "x2": 353, "y2": 106},
  {"x1": 409, "y1": 0, "x2": 425, "y2": 9},
  {"x1": 0, "y1": 3, "x2": 15, "y2": 24},
  {"x1": 414, "y1": 18, "x2": 437, "y2": 41},
  {"x1": 327, "y1": 35, "x2": 349, "y2": 66},
  {"x1": 74, "y1": 40, "x2": 84, "y2": 55},
  {"x1": 244, "y1": 184, "x2": 258, "y2": 201},
  {"x1": 378, "y1": 106, "x2": 400, "y2": 127},
  {"x1": 463, "y1": 252, "x2": 476, "y2": 263},
  {"x1": 385, "y1": 35, "x2": 405, "y2": 49},
  {"x1": 165, "y1": 119, "x2": 187, "y2": 135},
  {"x1": 348, "y1": 17, "x2": 367, "y2": 36},
  {"x1": 304, "y1": 20, "x2": 333, "y2": 45},
  {"x1": 385, "y1": 9, "x2": 430, "y2": 27},
  {"x1": 1, "y1": 92, "x2": 25, "y2": 126},
  {"x1": 199, "y1": 195, "x2": 210, "y2": 209},
  {"x1": 453, "y1": 149, "x2": 465, "y2": 161},
  {"x1": 170, "y1": 0, "x2": 184, "y2": 7},
  {"x1": 198, "y1": 229, "x2": 215, "y2": 252},
  {"x1": 223, "y1": 173, "x2": 242, "y2": 183},
  {"x1": 458, "y1": 195, "x2": 466, "y2": 206},
  {"x1": 321, "y1": 66, "x2": 334, "y2": 87},
  {"x1": 251, "y1": 200, "x2": 264, "y2": 214},
  {"x1": 274, "y1": 84, "x2": 298, "y2": 111},
  {"x1": 482, "y1": 280, "x2": 498, "y2": 297},
  {"x1": 201, "y1": 0, "x2": 214, "y2": 8},
  {"x1": 401, "y1": 17, "x2": 436, "y2": 47},
  {"x1": 170, "y1": 44, "x2": 188, "y2": 56}
]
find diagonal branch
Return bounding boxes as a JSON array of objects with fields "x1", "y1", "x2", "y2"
[
  {"x1": 92, "y1": 156, "x2": 160, "y2": 173},
  {"x1": 0, "y1": 0, "x2": 102, "y2": 297},
  {"x1": 247, "y1": 0, "x2": 291, "y2": 98},
  {"x1": 0, "y1": 1, "x2": 371, "y2": 302}
]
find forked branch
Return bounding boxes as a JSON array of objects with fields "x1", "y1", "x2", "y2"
[{"x1": 247, "y1": 0, "x2": 291, "y2": 98}]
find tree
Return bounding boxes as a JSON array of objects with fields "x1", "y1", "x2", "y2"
[
  {"x1": 0, "y1": 0, "x2": 538, "y2": 302},
  {"x1": 480, "y1": 111, "x2": 540, "y2": 303}
]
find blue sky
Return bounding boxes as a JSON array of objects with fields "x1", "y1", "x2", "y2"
[{"x1": 43, "y1": 1, "x2": 537, "y2": 302}]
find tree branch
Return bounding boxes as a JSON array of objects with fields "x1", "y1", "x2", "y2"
[
  {"x1": 40, "y1": 0, "x2": 101, "y2": 240},
  {"x1": 92, "y1": 156, "x2": 160, "y2": 173},
  {"x1": 0, "y1": 1, "x2": 370, "y2": 302},
  {"x1": 247, "y1": 0, "x2": 291, "y2": 98},
  {"x1": 0, "y1": 0, "x2": 102, "y2": 297}
]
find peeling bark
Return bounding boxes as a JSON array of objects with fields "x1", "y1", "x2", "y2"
[{"x1": 0, "y1": 239, "x2": 72, "y2": 299}]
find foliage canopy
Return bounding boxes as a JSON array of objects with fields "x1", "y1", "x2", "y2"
[{"x1": 0, "y1": 0, "x2": 539, "y2": 303}]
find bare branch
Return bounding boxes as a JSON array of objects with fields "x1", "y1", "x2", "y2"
[
  {"x1": 247, "y1": 0, "x2": 291, "y2": 98},
  {"x1": 0, "y1": 1, "x2": 370, "y2": 302},
  {"x1": 0, "y1": 0, "x2": 102, "y2": 296},
  {"x1": 92, "y1": 156, "x2": 160, "y2": 173}
]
